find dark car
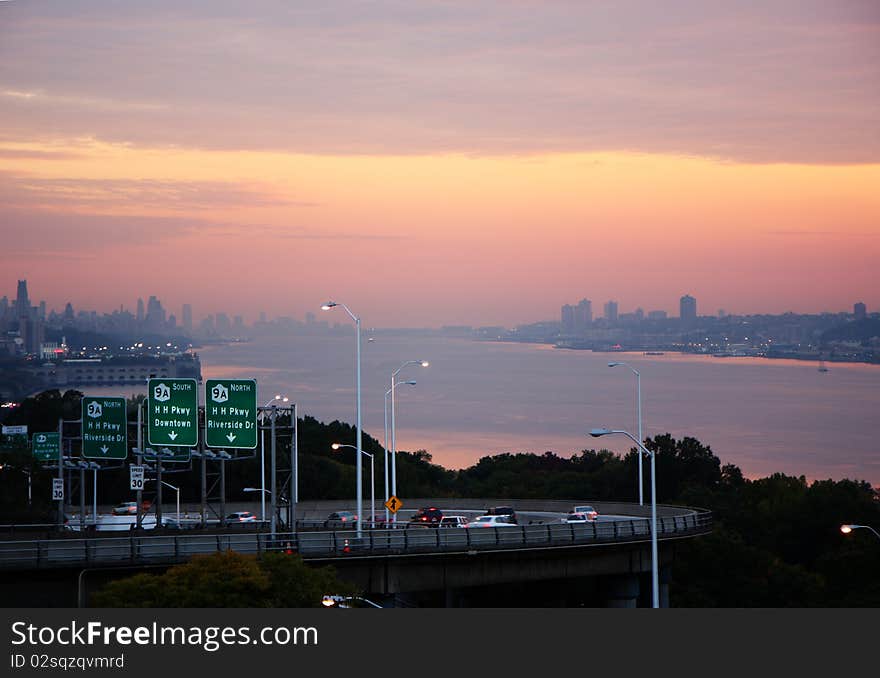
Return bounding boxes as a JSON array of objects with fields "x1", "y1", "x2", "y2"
[
  {"x1": 326, "y1": 510, "x2": 358, "y2": 526},
  {"x1": 409, "y1": 507, "x2": 443, "y2": 526},
  {"x1": 485, "y1": 506, "x2": 517, "y2": 524}
]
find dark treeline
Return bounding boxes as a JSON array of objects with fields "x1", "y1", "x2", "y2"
[{"x1": 2, "y1": 390, "x2": 879, "y2": 606}]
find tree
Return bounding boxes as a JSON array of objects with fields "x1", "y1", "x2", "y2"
[{"x1": 91, "y1": 551, "x2": 356, "y2": 607}]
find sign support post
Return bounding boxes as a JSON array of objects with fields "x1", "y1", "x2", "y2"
[
  {"x1": 57, "y1": 418, "x2": 64, "y2": 531},
  {"x1": 136, "y1": 401, "x2": 143, "y2": 531}
]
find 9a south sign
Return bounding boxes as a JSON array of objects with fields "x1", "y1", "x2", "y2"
[
  {"x1": 148, "y1": 378, "x2": 198, "y2": 447},
  {"x1": 205, "y1": 379, "x2": 257, "y2": 449}
]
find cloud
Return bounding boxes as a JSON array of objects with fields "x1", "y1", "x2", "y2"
[
  {"x1": 0, "y1": 205, "x2": 405, "y2": 256},
  {"x1": 0, "y1": 0, "x2": 877, "y2": 162},
  {"x1": 0, "y1": 172, "x2": 313, "y2": 211}
]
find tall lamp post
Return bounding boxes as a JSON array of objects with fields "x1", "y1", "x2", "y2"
[
  {"x1": 146, "y1": 478, "x2": 180, "y2": 525},
  {"x1": 260, "y1": 395, "x2": 288, "y2": 522},
  {"x1": 332, "y1": 443, "x2": 374, "y2": 528},
  {"x1": 322, "y1": 301, "x2": 363, "y2": 537},
  {"x1": 390, "y1": 360, "x2": 429, "y2": 523},
  {"x1": 384, "y1": 380, "x2": 416, "y2": 523},
  {"x1": 589, "y1": 427, "x2": 658, "y2": 608},
  {"x1": 608, "y1": 361, "x2": 643, "y2": 506},
  {"x1": 840, "y1": 524, "x2": 880, "y2": 540}
]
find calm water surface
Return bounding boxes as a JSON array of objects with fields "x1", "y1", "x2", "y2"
[{"x1": 88, "y1": 334, "x2": 880, "y2": 485}]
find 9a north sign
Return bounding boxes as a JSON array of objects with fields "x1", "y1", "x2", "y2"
[
  {"x1": 82, "y1": 396, "x2": 127, "y2": 459},
  {"x1": 148, "y1": 378, "x2": 198, "y2": 447},
  {"x1": 205, "y1": 379, "x2": 257, "y2": 449}
]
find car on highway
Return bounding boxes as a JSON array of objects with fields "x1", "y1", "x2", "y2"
[
  {"x1": 112, "y1": 501, "x2": 138, "y2": 515},
  {"x1": 469, "y1": 515, "x2": 517, "y2": 528},
  {"x1": 485, "y1": 506, "x2": 517, "y2": 524},
  {"x1": 438, "y1": 515, "x2": 469, "y2": 528},
  {"x1": 572, "y1": 505, "x2": 599, "y2": 521},
  {"x1": 224, "y1": 511, "x2": 257, "y2": 524},
  {"x1": 326, "y1": 510, "x2": 358, "y2": 525},
  {"x1": 410, "y1": 507, "x2": 444, "y2": 525}
]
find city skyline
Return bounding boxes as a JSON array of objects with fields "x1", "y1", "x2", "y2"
[
  {"x1": 1, "y1": 1, "x2": 878, "y2": 327},
  {"x1": 2, "y1": 277, "x2": 873, "y2": 331}
]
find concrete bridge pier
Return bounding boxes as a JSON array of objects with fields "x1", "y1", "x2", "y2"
[{"x1": 603, "y1": 574, "x2": 640, "y2": 608}]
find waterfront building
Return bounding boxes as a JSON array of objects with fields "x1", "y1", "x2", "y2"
[
  {"x1": 604, "y1": 300, "x2": 618, "y2": 323},
  {"x1": 561, "y1": 304, "x2": 575, "y2": 333},
  {"x1": 680, "y1": 294, "x2": 697, "y2": 322},
  {"x1": 575, "y1": 299, "x2": 592, "y2": 331}
]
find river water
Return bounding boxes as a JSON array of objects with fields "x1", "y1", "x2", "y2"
[{"x1": 173, "y1": 333, "x2": 880, "y2": 486}]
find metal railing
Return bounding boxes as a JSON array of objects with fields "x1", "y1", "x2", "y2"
[{"x1": 0, "y1": 511, "x2": 712, "y2": 570}]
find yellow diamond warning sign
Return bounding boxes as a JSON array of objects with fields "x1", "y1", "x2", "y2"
[{"x1": 384, "y1": 496, "x2": 403, "y2": 514}]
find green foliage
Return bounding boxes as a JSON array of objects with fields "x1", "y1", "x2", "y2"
[{"x1": 91, "y1": 551, "x2": 356, "y2": 608}]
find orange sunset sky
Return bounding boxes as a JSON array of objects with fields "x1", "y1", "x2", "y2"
[{"x1": 1, "y1": 1, "x2": 878, "y2": 327}]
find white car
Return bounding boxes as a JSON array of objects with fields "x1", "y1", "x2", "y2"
[
  {"x1": 225, "y1": 511, "x2": 257, "y2": 524},
  {"x1": 112, "y1": 501, "x2": 138, "y2": 515},
  {"x1": 572, "y1": 505, "x2": 599, "y2": 520},
  {"x1": 469, "y1": 515, "x2": 517, "y2": 528},
  {"x1": 438, "y1": 516, "x2": 469, "y2": 528},
  {"x1": 564, "y1": 511, "x2": 597, "y2": 523}
]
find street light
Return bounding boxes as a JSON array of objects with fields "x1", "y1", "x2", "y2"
[
  {"x1": 390, "y1": 360, "x2": 429, "y2": 522},
  {"x1": 146, "y1": 478, "x2": 180, "y2": 525},
  {"x1": 332, "y1": 443, "x2": 375, "y2": 528},
  {"x1": 384, "y1": 380, "x2": 416, "y2": 523},
  {"x1": 841, "y1": 524, "x2": 880, "y2": 540},
  {"x1": 323, "y1": 300, "x2": 363, "y2": 537},
  {"x1": 608, "y1": 361, "x2": 643, "y2": 506},
  {"x1": 590, "y1": 427, "x2": 658, "y2": 608},
  {"x1": 260, "y1": 395, "x2": 288, "y2": 521}
]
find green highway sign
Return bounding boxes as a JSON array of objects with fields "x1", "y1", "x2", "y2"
[
  {"x1": 205, "y1": 379, "x2": 258, "y2": 449},
  {"x1": 147, "y1": 378, "x2": 198, "y2": 447},
  {"x1": 33, "y1": 432, "x2": 60, "y2": 462},
  {"x1": 1, "y1": 425, "x2": 28, "y2": 452},
  {"x1": 82, "y1": 396, "x2": 128, "y2": 459}
]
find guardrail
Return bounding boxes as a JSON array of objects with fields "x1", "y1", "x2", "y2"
[{"x1": 0, "y1": 511, "x2": 712, "y2": 570}]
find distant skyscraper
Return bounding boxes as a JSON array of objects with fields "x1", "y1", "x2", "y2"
[
  {"x1": 38, "y1": 301, "x2": 46, "y2": 320},
  {"x1": 575, "y1": 299, "x2": 592, "y2": 330},
  {"x1": 647, "y1": 310, "x2": 667, "y2": 320},
  {"x1": 854, "y1": 302, "x2": 867, "y2": 321},
  {"x1": 63, "y1": 303, "x2": 75, "y2": 324},
  {"x1": 215, "y1": 312, "x2": 231, "y2": 335},
  {"x1": 136, "y1": 298, "x2": 145, "y2": 323},
  {"x1": 603, "y1": 300, "x2": 618, "y2": 323},
  {"x1": 145, "y1": 296, "x2": 166, "y2": 330},
  {"x1": 561, "y1": 304, "x2": 574, "y2": 333},
  {"x1": 680, "y1": 294, "x2": 697, "y2": 322},
  {"x1": 0, "y1": 296, "x2": 8, "y2": 320},
  {"x1": 182, "y1": 304, "x2": 193, "y2": 334},
  {"x1": 15, "y1": 280, "x2": 30, "y2": 319}
]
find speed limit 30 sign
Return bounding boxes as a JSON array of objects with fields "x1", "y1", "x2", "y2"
[{"x1": 129, "y1": 465, "x2": 145, "y2": 490}]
